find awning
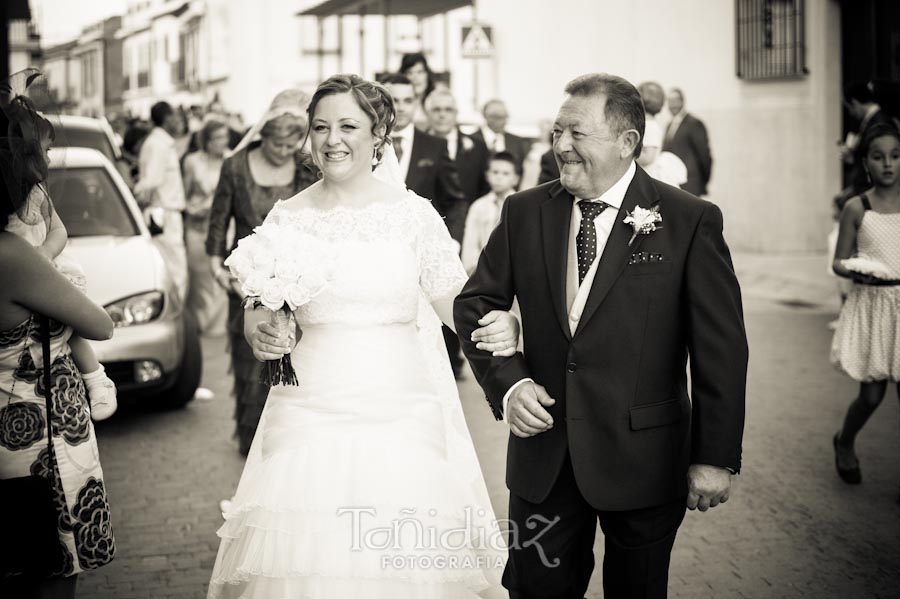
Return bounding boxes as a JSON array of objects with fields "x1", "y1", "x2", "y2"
[{"x1": 298, "y1": 0, "x2": 472, "y2": 18}]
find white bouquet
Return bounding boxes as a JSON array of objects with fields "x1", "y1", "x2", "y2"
[
  {"x1": 841, "y1": 254, "x2": 892, "y2": 281},
  {"x1": 224, "y1": 221, "x2": 334, "y2": 385}
]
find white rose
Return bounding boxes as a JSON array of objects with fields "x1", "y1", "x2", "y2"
[
  {"x1": 241, "y1": 271, "x2": 267, "y2": 297},
  {"x1": 285, "y1": 283, "x2": 312, "y2": 311},
  {"x1": 252, "y1": 248, "x2": 276, "y2": 278},
  {"x1": 260, "y1": 277, "x2": 287, "y2": 311},
  {"x1": 225, "y1": 252, "x2": 252, "y2": 280},
  {"x1": 274, "y1": 256, "x2": 302, "y2": 283}
]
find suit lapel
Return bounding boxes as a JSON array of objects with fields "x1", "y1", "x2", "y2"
[
  {"x1": 405, "y1": 130, "x2": 423, "y2": 187},
  {"x1": 541, "y1": 182, "x2": 574, "y2": 340},
  {"x1": 574, "y1": 167, "x2": 660, "y2": 337}
]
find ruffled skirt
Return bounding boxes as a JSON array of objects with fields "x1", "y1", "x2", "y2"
[
  {"x1": 831, "y1": 284, "x2": 900, "y2": 382},
  {"x1": 207, "y1": 324, "x2": 505, "y2": 598}
]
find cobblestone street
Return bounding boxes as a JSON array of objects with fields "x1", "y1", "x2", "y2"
[{"x1": 77, "y1": 254, "x2": 900, "y2": 599}]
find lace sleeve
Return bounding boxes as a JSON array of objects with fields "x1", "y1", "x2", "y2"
[{"x1": 414, "y1": 196, "x2": 469, "y2": 302}]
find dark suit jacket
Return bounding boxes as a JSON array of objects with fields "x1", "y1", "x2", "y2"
[
  {"x1": 452, "y1": 128, "x2": 491, "y2": 205},
  {"x1": 663, "y1": 114, "x2": 712, "y2": 196},
  {"x1": 454, "y1": 167, "x2": 748, "y2": 511},
  {"x1": 471, "y1": 129, "x2": 533, "y2": 175},
  {"x1": 404, "y1": 129, "x2": 467, "y2": 242},
  {"x1": 537, "y1": 148, "x2": 560, "y2": 185}
]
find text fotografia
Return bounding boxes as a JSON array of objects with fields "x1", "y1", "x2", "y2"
[
  {"x1": 382, "y1": 554, "x2": 505, "y2": 570},
  {"x1": 337, "y1": 507, "x2": 562, "y2": 568}
]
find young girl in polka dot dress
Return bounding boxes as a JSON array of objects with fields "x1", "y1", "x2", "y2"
[{"x1": 830, "y1": 123, "x2": 900, "y2": 501}]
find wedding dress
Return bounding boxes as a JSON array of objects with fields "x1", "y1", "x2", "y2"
[{"x1": 207, "y1": 169, "x2": 505, "y2": 598}]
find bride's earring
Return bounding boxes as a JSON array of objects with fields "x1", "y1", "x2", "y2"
[{"x1": 372, "y1": 147, "x2": 380, "y2": 167}]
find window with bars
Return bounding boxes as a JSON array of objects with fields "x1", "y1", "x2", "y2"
[{"x1": 735, "y1": 0, "x2": 807, "y2": 80}]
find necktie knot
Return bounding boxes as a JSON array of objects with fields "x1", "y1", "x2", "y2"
[{"x1": 392, "y1": 136, "x2": 403, "y2": 162}]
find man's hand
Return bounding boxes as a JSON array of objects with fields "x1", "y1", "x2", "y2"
[
  {"x1": 687, "y1": 464, "x2": 732, "y2": 512},
  {"x1": 507, "y1": 381, "x2": 555, "y2": 438},
  {"x1": 472, "y1": 310, "x2": 520, "y2": 357}
]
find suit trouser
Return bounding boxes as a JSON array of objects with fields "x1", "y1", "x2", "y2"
[{"x1": 503, "y1": 453, "x2": 686, "y2": 599}]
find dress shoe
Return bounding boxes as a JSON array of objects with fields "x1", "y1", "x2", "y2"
[{"x1": 833, "y1": 432, "x2": 861, "y2": 484}]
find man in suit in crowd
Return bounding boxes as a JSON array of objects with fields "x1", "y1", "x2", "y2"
[
  {"x1": 380, "y1": 73, "x2": 468, "y2": 378},
  {"x1": 472, "y1": 99, "x2": 533, "y2": 175},
  {"x1": 379, "y1": 73, "x2": 467, "y2": 239},
  {"x1": 663, "y1": 88, "x2": 713, "y2": 197},
  {"x1": 425, "y1": 88, "x2": 491, "y2": 209},
  {"x1": 455, "y1": 72, "x2": 747, "y2": 599}
]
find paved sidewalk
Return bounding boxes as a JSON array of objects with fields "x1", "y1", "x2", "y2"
[{"x1": 75, "y1": 251, "x2": 900, "y2": 599}]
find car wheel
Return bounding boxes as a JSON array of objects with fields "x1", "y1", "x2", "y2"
[{"x1": 160, "y1": 312, "x2": 202, "y2": 409}]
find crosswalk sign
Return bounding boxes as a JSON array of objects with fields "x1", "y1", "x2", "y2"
[{"x1": 461, "y1": 23, "x2": 493, "y2": 58}]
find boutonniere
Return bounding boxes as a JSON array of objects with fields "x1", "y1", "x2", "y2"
[
  {"x1": 623, "y1": 205, "x2": 662, "y2": 246},
  {"x1": 461, "y1": 136, "x2": 474, "y2": 152}
]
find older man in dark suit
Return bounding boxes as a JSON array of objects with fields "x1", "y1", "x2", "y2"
[
  {"x1": 425, "y1": 88, "x2": 491, "y2": 209},
  {"x1": 455, "y1": 73, "x2": 747, "y2": 599},
  {"x1": 663, "y1": 88, "x2": 713, "y2": 197},
  {"x1": 472, "y1": 99, "x2": 533, "y2": 175}
]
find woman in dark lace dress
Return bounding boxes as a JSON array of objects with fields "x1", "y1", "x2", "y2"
[{"x1": 206, "y1": 89, "x2": 318, "y2": 455}]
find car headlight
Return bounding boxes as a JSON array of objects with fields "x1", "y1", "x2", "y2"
[{"x1": 105, "y1": 291, "x2": 164, "y2": 328}]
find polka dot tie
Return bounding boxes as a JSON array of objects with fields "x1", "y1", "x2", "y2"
[{"x1": 576, "y1": 201, "x2": 610, "y2": 284}]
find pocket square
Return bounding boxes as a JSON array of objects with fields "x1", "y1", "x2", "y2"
[
  {"x1": 417, "y1": 158, "x2": 435, "y2": 168},
  {"x1": 628, "y1": 251, "x2": 665, "y2": 265}
]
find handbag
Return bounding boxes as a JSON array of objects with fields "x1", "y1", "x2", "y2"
[{"x1": 0, "y1": 314, "x2": 66, "y2": 578}]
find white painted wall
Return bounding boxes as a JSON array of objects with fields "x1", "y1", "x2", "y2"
[{"x1": 466, "y1": 0, "x2": 842, "y2": 252}]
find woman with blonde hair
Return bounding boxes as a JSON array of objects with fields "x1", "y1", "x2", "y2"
[{"x1": 205, "y1": 89, "x2": 318, "y2": 455}]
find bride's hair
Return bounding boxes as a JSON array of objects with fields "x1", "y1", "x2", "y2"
[{"x1": 306, "y1": 74, "x2": 396, "y2": 166}]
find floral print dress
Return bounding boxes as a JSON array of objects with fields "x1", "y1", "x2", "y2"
[{"x1": 0, "y1": 316, "x2": 115, "y2": 577}]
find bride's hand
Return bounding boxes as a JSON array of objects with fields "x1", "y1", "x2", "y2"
[
  {"x1": 247, "y1": 318, "x2": 293, "y2": 362},
  {"x1": 471, "y1": 310, "x2": 520, "y2": 357}
]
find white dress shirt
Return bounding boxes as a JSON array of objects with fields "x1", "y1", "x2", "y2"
[
  {"x1": 501, "y1": 161, "x2": 637, "y2": 421},
  {"x1": 461, "y1": 190, "x2": 510, "y2": 274},
  {"x1": 666, "y1": 111, "x2": 686, "y2": 143},
  {"x1": 133, "y1": 127, "x2": 186, "y2": 211},
  {"x1": 392, "y1": 124, "x2": 415, "y2": 182},
  {"x1": 443, "y1": 128, "x2": 459, "y2": 161},
  {"x1": 481, "y1": 127, "x2": 505, "y2": 152}
]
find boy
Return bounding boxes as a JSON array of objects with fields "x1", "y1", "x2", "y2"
[{"x1": 461, "y1": 151, "x2": 520, "y2": 274}]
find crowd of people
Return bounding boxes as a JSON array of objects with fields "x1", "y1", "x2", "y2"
[{"x1": 2, "y1": 51, "x2": 897, "y2": 598}]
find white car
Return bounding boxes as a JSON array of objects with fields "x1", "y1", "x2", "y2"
[
  {"x1": 47, "y1": 147, "x2": 201, "y2": 408},
  {"x1": 51, "y1": 114, "x2": 134, "y2": 187}
]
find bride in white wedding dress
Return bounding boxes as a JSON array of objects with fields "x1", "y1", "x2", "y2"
[{"x1": 207, "y1": 74, "x2": 519, "y2": 599}]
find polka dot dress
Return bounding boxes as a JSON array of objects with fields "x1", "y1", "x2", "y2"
[{"x1": 576, "y1": 201, "x2": 610, "y2": 284}]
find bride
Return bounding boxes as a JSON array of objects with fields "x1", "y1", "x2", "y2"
[{"x1": 207, "y1": 74, "x2": 520, "y2": 599}]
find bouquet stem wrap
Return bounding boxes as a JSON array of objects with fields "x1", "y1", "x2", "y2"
[{"x1": 261, "y1": 307, "x2": 298, "y2": 386}]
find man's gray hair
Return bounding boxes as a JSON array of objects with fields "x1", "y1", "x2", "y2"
[
  {"x1": 423, "y1": 88, "x2": 457, "y2": 112},
  {"x1": 565, "y1": 73, "x2": 644, "y2": 158}
]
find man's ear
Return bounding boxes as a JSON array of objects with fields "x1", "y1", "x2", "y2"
[{"x1": 620, "y1": 129, "x2": 641, "y2": 159}]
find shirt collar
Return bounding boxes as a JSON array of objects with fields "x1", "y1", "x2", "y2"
[
  {"x1": 393, "y1": 124, "x2": 414, "y2": 142},
  {"x1": 579, "y1": 161, "x2": 635, "y2": 210}
]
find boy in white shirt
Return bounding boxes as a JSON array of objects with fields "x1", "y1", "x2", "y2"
[{"x1": 462, "y1": 151, "x2": 520, "y2": 274}]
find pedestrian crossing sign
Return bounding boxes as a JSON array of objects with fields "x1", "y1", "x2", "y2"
[{"x1": 461, "y1": 23, "x2": 493, "y2": 58}]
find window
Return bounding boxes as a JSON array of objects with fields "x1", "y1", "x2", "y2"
[{"x1": 735, "y1": 0, "x2": 807, "y2": 80}]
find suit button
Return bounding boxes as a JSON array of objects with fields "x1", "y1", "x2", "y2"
[{"x1": 566, "y1": 363, "x2": 577, "y2": 373}]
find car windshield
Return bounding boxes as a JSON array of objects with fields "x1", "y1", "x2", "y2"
[
  {"x1": 55, "y1": 126, "x2": 117, "y2": 162},
  {"x1": 48, "y1": 167, "x2": 140, "y2": 237}
]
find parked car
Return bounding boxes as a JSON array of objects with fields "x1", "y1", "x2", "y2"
[
  {"x1": 51, "y1": 114, "x2": 134, "y2": 188},
  {"x1": 47, "y1": 147, "x2": 201, "y2": 409}
]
